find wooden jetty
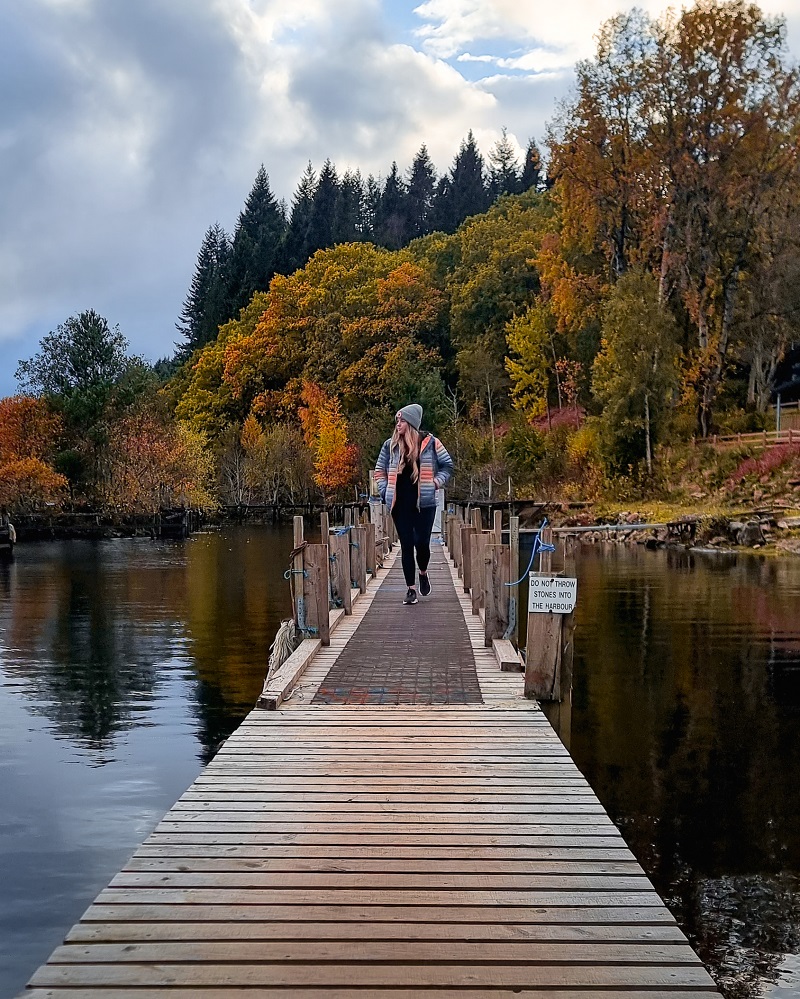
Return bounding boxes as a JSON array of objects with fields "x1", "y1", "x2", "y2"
[{"x1": 22, "y1": 512, "x2": 719, "y2": 997}]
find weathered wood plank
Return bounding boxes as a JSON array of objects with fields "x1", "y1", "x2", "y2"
[
  {"x1": 28, "y1": 963, "x2": 717, "y2": 989},
  {"x1": 255, "y1": 639, "x2": 321, "y2": 710}
]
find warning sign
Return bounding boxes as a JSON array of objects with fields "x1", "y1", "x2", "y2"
[{"x1": 528, "y1": 574, "x2": 577, "y2": 614}]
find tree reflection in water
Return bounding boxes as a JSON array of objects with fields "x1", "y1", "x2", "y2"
[{"x1": 570, "y1": 543, "x2": 800, "y2": 999}]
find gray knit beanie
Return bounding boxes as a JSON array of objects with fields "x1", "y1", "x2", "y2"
[{"x1": 398, "y1": 403, "x2": 423, "y2": 431}]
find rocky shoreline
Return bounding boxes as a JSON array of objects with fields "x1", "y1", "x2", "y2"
[{"x1": 557, "y1": 511, "x2": 800, "y2": 554}]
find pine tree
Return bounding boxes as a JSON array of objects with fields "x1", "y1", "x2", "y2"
[
  {"x1": 305, "y1": 160, "x2": 340, "y2": 257},
  {"x1": 405, "y1": 145, "x2": 437, "y2": 240},
  {"x1": 520, "y1": 139, "x2": 543, "y2": 192},
  {"x1": 374, "y1": 162, "x2": 407, "y2": 249},
  {"x1": 176, "y1": 223, "x2": 232, "y2": 355},
  {"x1": 488, "y1": 127, "x2": 522, "y2": 199},
  {"x1": 333, "y1": 170, "x2": 366, "y2": 244},
  {"x1": 432, "y1": 132, "x2": 489, "y2": 233},
  {"x1": 229, "y1": 165, "x2": 287, "y2": 313},
  {"x1": 283, "y1": 162, "x2": 317, "y2": 271},
  {"x1": 362, "y1": 174, "x2": 381, "y2": 242},
  {"x1": 430, "y1": 175, "x2": 454, "y2": 233}
]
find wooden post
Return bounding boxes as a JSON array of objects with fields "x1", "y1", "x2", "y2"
[
  {"x1": 453, "y1": 512, "x2": 463, "y2": 568},
  {"x1": 509, "y1": 515, "x2": 520, "y2": 648},
  {"x1": 364, "y1": 521, "x2": 377, "y2": 576},
  {"x1": 471, "y1": 507, "x2": 482, "y2": 532},
  {"x1": 328, "y1": 532, "x2": 352, "y2": 615},
  {"x1": 493, "y1": 509, "x2": 503, "y2": 543},
  {"x1": 292, "y1": 516, "x2": 305, "y2": 628},
  {"x1": 320, "y1": 510, "x2": 329, "y2": 543},
  {"x1": 524, "y1": 525, "x2": 563, "y2": 701},
  {"x1": 471, "y1": 532, "x2": 488, "y2": 615},
  {"x1": 351, "y1": 525, "x2": 367, "y2": 592},
  {"x1": 344, "y1": 506, "x2": 352, "y2": 528},
  {"x1": 546, "y1": 536, "x2": 576, "y2": 747},
  {"x1": 483, "y1": 543, "x2": 510, "y2": 646},
  {"x1": 301, "y1": 543, "x2": 330, "y2": 646},
  {"x1": 460, "y1": 525, "x2": 476, "y2": 590}
]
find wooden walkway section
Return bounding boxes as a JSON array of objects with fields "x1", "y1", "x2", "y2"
[{"x1": 22, "y1": 542, "x2": 719, "y2": 997}]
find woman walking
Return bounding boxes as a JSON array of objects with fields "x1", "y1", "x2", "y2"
[{"x1": 374, "y1": 404, "x2": 454, "y2": 605}]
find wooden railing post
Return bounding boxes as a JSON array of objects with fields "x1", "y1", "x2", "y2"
[
  {"x1": 351, "y1": 525, "x2": 367, "y2": 593},
  {"x1": 524, "y1": 525, "x2": 563, "y2": 701},
  {"x1": 471, "y1": 531, "x2": 488, "y2": 615},
  {"x1": 292, "y1": 516, "x2": 305, "y2": 629},
  {"x1": 483, "y1": 543, "x2": 510, "y2": 645},
  {"x1": 493, "y1": 509, "x2": 503, "y2": 543},
  {"x1": 509, "y1": 515, "x2": 520, "y2": 647},
  {"x1": 460, "y1": 524, "x2": 475, "y2": 590},
  {"x1": 302, "y1": 541, "x2": 330, "y2": 646},
  {"x1": 320, "y1": 510, "x2": 329, "y2": 542},
  {"x1": 453, "y1": 511, "x2": 463, "y2": 569},
  {"x1": 328, "y1": 531, "x2": 352, "y2": 615},
  {"x1": 364, "y1": 521, "x2": 377, "y2": 576}
]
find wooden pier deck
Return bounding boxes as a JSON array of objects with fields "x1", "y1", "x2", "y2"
[{"x1": 22, "y1": 542, "x2": 719, "y2": 997}]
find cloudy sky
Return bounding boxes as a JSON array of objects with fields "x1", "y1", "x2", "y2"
[{"x1": 1, "y1": 0, "x2": 799, "y2": 398}]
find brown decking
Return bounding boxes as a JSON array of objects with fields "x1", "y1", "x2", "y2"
[
  {"x1": 21, "y1": 538, "x2": 720, "y2": 997},
  {"x1": 314, "y1": 546, "x2": 482, "y2": 704}
]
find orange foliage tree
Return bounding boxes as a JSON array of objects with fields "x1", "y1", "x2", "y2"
[
  {"x1": 0, "y1": 396, "x2": 67, "y2": 512},
  {"x1": 298, "y1": 382, "x2": 361, "y2": 496},
  {"x1": 103, "y1": 410, "x2": 214, "y2": 514}
]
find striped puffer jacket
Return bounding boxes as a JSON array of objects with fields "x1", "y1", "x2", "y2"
[{"x1": 374, "y1": 434, "x2": 454, "y2": 511}]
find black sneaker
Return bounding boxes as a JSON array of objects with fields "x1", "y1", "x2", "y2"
[
  {"x1": 418, "y1": 572, "x2": 431, "y2": 597},
  {"x1": 403, "y1": 587, "x2": 418, "y2": 605}
]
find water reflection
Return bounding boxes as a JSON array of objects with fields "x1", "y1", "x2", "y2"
[
  {"x1": 0, "y1": 525, "x2": 294, "y2": 995},
  {"x1": 0, "y1": 529, "x2": 293, "y2": 761},
  {"x1": 569, "y1": 544, "x2": 800, "y2": 999}
]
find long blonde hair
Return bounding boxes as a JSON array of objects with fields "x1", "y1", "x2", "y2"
[{"x1": 391, "y1": 421, "x2": 421, "y2": 483}]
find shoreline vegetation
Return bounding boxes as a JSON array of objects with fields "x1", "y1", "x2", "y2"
[
  {"x1": 7, "y1": 501, "x2": 800, "y2": 559},
  {"x1": 3, "y1": 1, "x2": 800, "y2": 545}
]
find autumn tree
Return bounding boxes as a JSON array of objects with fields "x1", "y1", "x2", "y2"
[
  {"x1": 103, "y1": 410, "x2": 214, "y2": 514},
  {"x1": 0, "y1": 396, "x2": 67, "y2": 512},
  {"x1": 592, "y1": 270, "x2": 681, "y2": 474},
  {"x1": 298, "y1": 382, "x2": 361, "y2": 496},
  {"x1": 505, "y1": 305, "x2": 555, "y2": 422},
  {"x1": 547, "y1": 0, "x2": 800, "y2": 434}
]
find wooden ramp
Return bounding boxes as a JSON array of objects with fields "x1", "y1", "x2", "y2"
[{"x1": 22, "y1": 545, "x2": 719, "y2": 997}]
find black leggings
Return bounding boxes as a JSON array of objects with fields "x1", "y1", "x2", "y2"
[{"x1": 391, "y1": 504, "x2": 437, "y2": 587}]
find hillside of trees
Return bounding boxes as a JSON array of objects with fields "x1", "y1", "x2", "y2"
[{"x1": 3, "y1": 0, "x2": 800, "y2": 521}]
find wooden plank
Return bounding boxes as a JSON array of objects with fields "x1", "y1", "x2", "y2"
[
  {"x1": 25, "y1": 990, "x2": 718, "y2": 998},
  {"x1": 493, "y1": 638, "x2": 524, "y2": 671},
  {"x1": 48, "y1": 940, "x2": 699, "y2": 963},
  {"x1": 67, "y1": 921, "x2": 687, "y2": 942},
  {"x1": 79, "y1": 902, "x2": 680, "y2": 924},
  {"x1": 256, "y1": 639, "x2": 321, "y2": 710},
  {"x1": 29, "y1": 964, "x2": 716, "y2": 989}
]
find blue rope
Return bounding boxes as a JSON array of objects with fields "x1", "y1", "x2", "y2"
[{"x1": 506, "y1": 517, "x2": 556, "y2": 587}]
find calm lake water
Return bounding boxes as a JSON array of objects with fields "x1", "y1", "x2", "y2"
[{"x1": 0, "y1": 526, "x2": 799, "y2": 998}]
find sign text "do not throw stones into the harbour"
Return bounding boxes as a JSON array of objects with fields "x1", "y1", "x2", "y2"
[{"x1": 528, "y1": 574, "x2": 578, "y2": 614}]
